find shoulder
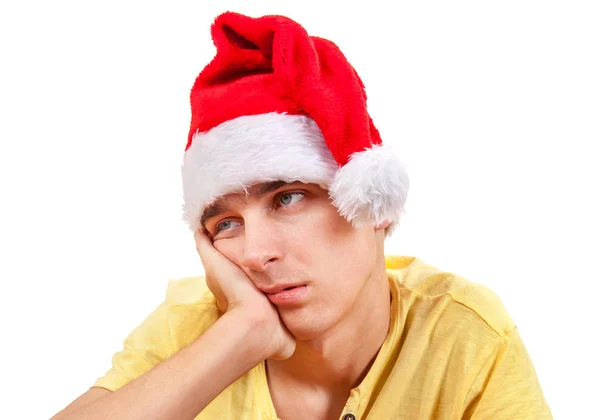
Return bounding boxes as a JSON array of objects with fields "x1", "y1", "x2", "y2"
[
  {"x1": 163, "y1": 275, "x2": 220, "y2": 350},
  {"x1": 165, "y1": 274, "x2": 216, "y2": 306},
  {"x1": 386, "y1": 256, "x2": 515, "y2": 337},
  {"x1": 381, "y1": 257, "x2": 551, "y2": 416}
]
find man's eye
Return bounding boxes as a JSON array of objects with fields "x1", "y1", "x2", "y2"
[
  {"x1": 215, "y1": 220, "x2": 240, "y2": 233},
  {"x1": 278, "y1": 192, "x2": 304, "y2": 206}
]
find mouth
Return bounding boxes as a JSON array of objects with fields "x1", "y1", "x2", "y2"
[
  {"x1": 264, "y1": 285, "x2": 309, "y2": 306},
  {"x1": 260, "y1": 283, "x2": 305, "y2": 294}
]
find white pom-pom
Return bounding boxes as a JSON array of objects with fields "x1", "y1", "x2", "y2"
[{"x1": 329, "y1": 144, "x2": 409, "y2": 237}]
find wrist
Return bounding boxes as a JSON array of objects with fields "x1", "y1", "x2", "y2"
[{"x1": 217, "y1": 308, "x2": 273, "y2": 364}]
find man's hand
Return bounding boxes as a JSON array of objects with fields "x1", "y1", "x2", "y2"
[
  {"x1": 51, "y1": 231, "x2": 296, "y2": 420},
  {"x1": 194, "y1": 229, "x2": 296, "y2": 360}
]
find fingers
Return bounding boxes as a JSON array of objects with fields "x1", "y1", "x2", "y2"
[
  {"x1": 194, "y1": 228, "x2": 219, "y2": 270},
  {"x1": 193, "y1": 229, "x2": 208, "y2": 265},
  {"x1": 193, "y1": 228, "x2": 243, "y2": 284},
  {"x1": 193, "y1": 228, "x2": 211, "y2": 251}
]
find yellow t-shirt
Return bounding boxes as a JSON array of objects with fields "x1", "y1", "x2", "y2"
[{"x1": 93, "y1": 256, "x2": 552, "y2": 419}]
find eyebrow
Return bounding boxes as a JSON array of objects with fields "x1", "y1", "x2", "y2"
[{"x1": 200, "y1": 180, "x2": 296, "y2": 227}]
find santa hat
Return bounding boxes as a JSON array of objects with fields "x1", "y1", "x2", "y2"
[{"x1": 181, "y1": 12, "x2": 409, "y2": 236}]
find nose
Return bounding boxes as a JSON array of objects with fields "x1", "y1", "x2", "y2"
[{"x1": 240, "y1": 214, "x2": 282, "y2": 273}]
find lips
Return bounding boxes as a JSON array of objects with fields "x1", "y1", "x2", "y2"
[
  {"x1": 259, "y1": 284, "x2": 305, "y2": 295},
  {"x1": 262, "y1": 284, "x2": 309, "y2": 306}
]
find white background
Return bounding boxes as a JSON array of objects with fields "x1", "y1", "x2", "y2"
[{"x1": 1, "y1": 1, "x2": 598, "y2": 418}]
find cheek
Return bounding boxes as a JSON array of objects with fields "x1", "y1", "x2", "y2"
[
  {"x1": 330, "y1": 231, "x2": 376, "y2": 286},
  {"x1": 300, "y1": 208, "x2": 377, "y2": 286},
  {"x1": 212, "y1": 239, "x2": 241, "y2": 264}
]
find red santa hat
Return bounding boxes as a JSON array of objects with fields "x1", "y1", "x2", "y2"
[{"x1": 181, "y1": 12, "x2": 409, "y2": 236}]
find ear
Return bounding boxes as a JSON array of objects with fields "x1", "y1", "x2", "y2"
[{"x1": 374, "y1": 219, "x2": 390, "y2": 231}]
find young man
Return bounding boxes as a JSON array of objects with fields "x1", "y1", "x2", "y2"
[{"x1": 52, "y1": 12, "x2": 552, "y2": 420}]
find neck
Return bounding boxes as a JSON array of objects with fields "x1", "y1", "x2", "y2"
[{"x1": 266, "y1": 261, "x2": 391, "y2": 391}]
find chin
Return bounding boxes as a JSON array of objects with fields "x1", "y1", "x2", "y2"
[
  {"x1": 280, "y1": 309, "x2": 333, "y2": 341},
  {"x1": 287, "y1": 327, "x2": 322, "y2": 342}
]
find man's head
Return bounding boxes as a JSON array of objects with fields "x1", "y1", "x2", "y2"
[
  {"x1": 201, "y1": 180, "x2": 390, "y2": 340},
  {"x1": 181, "y1": 12, "x2": 409, "y2": 241}
]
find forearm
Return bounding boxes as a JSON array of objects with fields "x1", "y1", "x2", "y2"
[{"x1": 52, "y1": 310, "x2": 266, "y2": 420}]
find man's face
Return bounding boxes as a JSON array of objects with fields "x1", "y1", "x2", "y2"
[{"x1": 201, "y1": 181, "x2": 386, "y2": 341}]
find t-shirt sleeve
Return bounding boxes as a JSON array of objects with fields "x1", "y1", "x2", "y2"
[
  {"x1": 465, "y1": 326, "x2": 553, "y2": 419},
  {"x1": 92, "y1": 300, "x2": 175, "y2": 391}
]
